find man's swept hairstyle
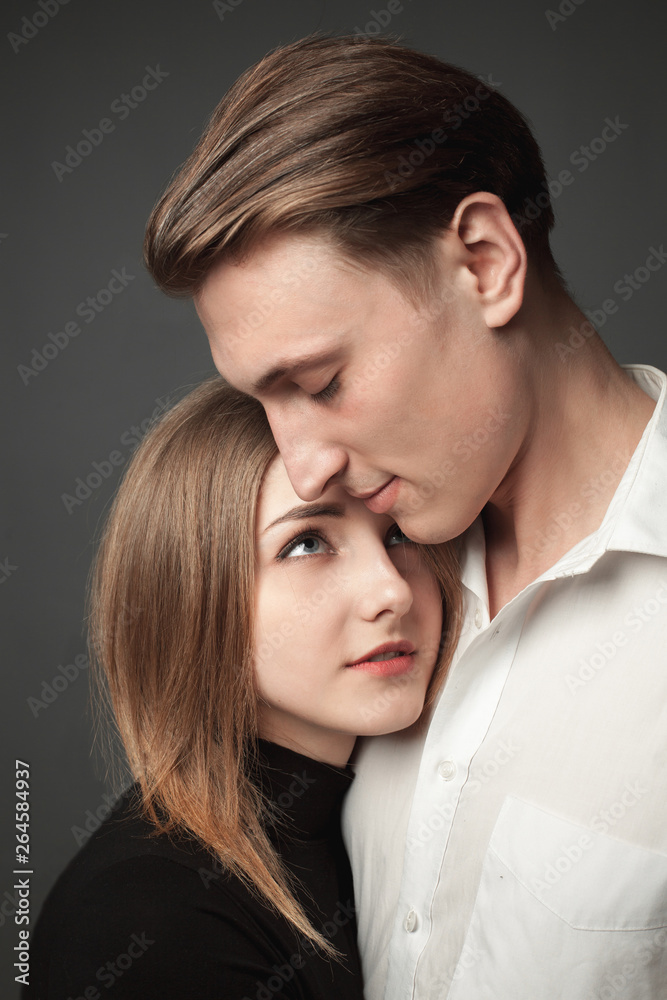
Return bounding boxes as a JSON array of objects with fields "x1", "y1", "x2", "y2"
[{"x1": 144, "y1": 33, "x2": 557, "y2": 304}]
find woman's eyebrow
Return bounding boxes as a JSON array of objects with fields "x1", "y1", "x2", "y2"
[{"x1": 263, "y1": 502, "x2": 346, "y2": 533}]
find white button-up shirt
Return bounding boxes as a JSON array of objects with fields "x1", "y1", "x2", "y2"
[{"x1": 343, "y1": 364, "x2": 667, "y2": 999}]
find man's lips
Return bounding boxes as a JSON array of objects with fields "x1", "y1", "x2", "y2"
[{"x1": 351, "y1": 477, "x2": 401, "y2": 515}]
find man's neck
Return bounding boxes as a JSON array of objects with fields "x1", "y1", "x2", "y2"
[{"x1": 482, "y1": 295, "x2": 656, "y2": 619}]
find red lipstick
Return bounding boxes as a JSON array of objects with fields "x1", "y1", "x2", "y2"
[{"x1": 347, "y1": 640, "x2": 416, "y2": 677}]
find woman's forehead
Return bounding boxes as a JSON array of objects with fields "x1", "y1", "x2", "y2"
[{"x1": 256, "y1": 454, "x2": 352, "y2": 535}]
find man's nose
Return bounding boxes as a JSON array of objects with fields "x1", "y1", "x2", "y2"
[{"x1": 267, "y1": 409, "x2": 348, "y2": 501}]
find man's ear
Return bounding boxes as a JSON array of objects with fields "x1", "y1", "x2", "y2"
[{"x1": 449, "y1": 192, "x2": 527, "y2": 328}]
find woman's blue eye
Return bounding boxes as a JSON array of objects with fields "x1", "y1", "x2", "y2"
[
  {"x1": 280, "y1": 533, "x2": 327, "y2": 559},
  {"x1": 387, "y1": 524, "x2": 412, "y2": 547}
]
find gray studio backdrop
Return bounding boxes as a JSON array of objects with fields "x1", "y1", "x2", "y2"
[{"x1": 2, "y1": 0, "x2": 666, "y2": 994}]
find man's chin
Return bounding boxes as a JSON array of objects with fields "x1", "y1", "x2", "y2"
[
  {"x1": 396, "y1": 517, "x2": 458, "y2": 547},
  {"x1": 396, "y1": 503, "x2": 476, "y2": 546}
]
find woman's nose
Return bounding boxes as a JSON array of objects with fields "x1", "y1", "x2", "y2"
[{"x1": 356, "y1": 548, "x2": 415, "y2": 623}]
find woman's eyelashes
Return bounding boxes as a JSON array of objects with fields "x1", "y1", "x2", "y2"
[
  {"x1": 386, "y1": 523, "x2": 413, "y2": 547},
  {"x1": 277, "y1": 523, "x2": 413, "y2": 561},
  {"x1": 277, "y1": 529, "x2": 331, "y2": 561},
  {"x1": 310, "y1": 374, "x2": 340, "y2": 403}
]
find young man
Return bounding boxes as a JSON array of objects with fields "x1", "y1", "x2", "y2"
[{"x1": 144, "y1": 34, "x2": 667, "y2": 999}]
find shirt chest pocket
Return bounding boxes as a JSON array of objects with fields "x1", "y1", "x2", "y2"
[{"x1": 447, "y1": 796, "x2": 667, "y2": 1000}]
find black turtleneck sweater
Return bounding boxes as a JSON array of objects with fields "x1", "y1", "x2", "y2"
[{"x1": 24, "y1": 741, "x2": 364, "y2": 1000}]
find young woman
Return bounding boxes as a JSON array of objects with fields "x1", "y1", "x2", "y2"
[{"x1": 26, "y1": 377, "x2": 460, "y2": 1000}]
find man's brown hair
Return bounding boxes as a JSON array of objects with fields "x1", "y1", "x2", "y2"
[{"x1": 144, "y1": 32, "x2": 557, "y2": 304}]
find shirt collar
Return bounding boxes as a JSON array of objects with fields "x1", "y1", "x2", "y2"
[
  {"x1": 602, "y1": 365, "x2": 667, "y2": 559},
  {"x1": 460, "y1": 364, "x2": 667, "y2": 604}
]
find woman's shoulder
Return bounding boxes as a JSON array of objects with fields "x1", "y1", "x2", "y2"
[
  {"x1": 50, "y1": 784, "x2": 214, "y2": 885},
  {"x1": 26, "y1": 785, "x2": 299, "y2": 999},
  {"x1": 35, "y1": 783, "x2": 263, "y2": 927}
]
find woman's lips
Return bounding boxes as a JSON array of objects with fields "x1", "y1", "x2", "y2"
[
  {"x1": 346, "y1": 640, "x2": 416, "y2": 677},
  {"x1": 362, "y1": 476, "x2": 401, "y2": 514},
  {"x1": 347, "y1": 652, "x2": 416, "y2": 677}
]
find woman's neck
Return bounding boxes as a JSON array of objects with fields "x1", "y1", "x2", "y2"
[{"x1": 258, "y1": 711, "x2": 355, "y2": 767}]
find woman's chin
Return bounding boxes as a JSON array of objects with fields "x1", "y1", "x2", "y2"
[{"x1": 356, "y1": 698, "x2": 426, "y2": 738}]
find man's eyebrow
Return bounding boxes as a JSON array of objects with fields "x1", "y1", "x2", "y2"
[
  {"x1": 263, "y1": 502, "x2": 345, "y2": 533},
  {"x1": 251, "y1": 351, "x2": 338, "y2": 395}
]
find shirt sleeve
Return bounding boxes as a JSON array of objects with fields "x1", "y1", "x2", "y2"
[{"x1": 27, "y1": 854, "x2": 306, "y2": 1000}]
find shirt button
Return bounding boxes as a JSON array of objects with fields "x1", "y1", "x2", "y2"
[
  {"x1": 474, "y1": 607, "x2": 483, "y2": 629},
  {"x1": 491, "y1": 623, "x2": 502, "y2": 638},
  {"x1": 437, "y1": 759, "x2": 456, "y2": 781},
  {"x1": 404, "y1": 908, "x2": 418, "y2": 933}
]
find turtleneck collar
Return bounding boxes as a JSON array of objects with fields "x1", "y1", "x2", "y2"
[{"x1": 253, "y1": 739, "x2": 355, "y2": 842}]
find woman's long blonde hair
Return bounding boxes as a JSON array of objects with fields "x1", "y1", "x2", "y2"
[{"x1": 88, "y1": 376, "x2": 461, "y2": 951}]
